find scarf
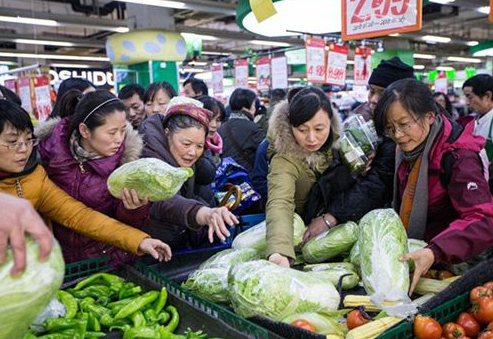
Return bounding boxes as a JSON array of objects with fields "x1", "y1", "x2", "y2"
[
  {"x1": 393, "y1": 114, "x2": 444, "y2": 239},
  {"x1": 70, "y1": 131, "x2": 103, "y2": 163},
  {"x1": 206, "y1": 132, "x2": 223, "y2": 154}
]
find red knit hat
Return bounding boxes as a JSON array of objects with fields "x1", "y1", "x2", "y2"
[{"x1": 162, "y1": 103, "x2": 212, "y2": 128}]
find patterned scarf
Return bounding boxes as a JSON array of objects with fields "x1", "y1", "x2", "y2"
[
  {"x1": 206, "y1": 132, "x2": 223, "y2": 154},
  {"x1": 70, "y1": 131, "x2": 103, "y2": 162}
]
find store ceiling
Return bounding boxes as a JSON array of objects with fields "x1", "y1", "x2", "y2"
[{"x1": 0, "y1": 0, "x2": 490, "y2": 70}]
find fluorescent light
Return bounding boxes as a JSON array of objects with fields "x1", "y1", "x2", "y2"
[
  {"x1": 467, "y1": 41, "x2": 479, "y2": 47},
  {"x1": 181, "y1": 68, "x2": 205, "y2": 73},
  {"x1": 14, "y1": 39, "x2": 74, "y2": 47},
  {"x1": 413, "y1": 65, "x2": 425, "y2": 70},
  {"x1": 436, "y1": 66, "x2": 455, "y2": 71},
  {"x1": 447, "y1": 56, "x2": 482, "y2": 63},
  {"x1": 477, "y1": 6, "x2": 490, "y2": 14},
  {"x1": 429, "y1": 0, "x2": 455, "y2": 4},
  {"x1": 0, "y1": 52, "x2": 109, "y2": 61},
  {"x1": 114, "y1": 27, "x2": 130, "y2": 33},
  {"x1": 187, "y1": 61, "x2": 208, "y2": 66},
  {"x1": 288, "y1": 77, "x2": 301, "y2": 81},
  {"x1": 347, "y1": 60, "x2": 354, "y2": 65},
  {"x1": 422, "y1": 35, "x2": 451, "y2": 43},
  {"x1": 50, "y1": 63, "x2": 91, "y2": 68},
  {"x1": 250, "y1": 40, "x2": 291, "y2": 47},
  {"x1": 413, "y1": 53, "x2": 436, "y2": 59},
  {"x1": 181, "y1": 33, "x2": 218, "y2": 41},
  {"x1": 0, "y1": 60, "x2": 17, "y2": 65},
  {"x1": 389, "y1": 33, "x2": 400, "y2": 37},
  {"x1": 0, "y1": 15, "x2": 58, "y2": 26},
  {"x1": 118, "y1": 0, "x2": 186, "y2": 9}
]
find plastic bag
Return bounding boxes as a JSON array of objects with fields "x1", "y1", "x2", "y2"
[{"x1": 107, "y1": 158, "x2": 193, "y2": 202}]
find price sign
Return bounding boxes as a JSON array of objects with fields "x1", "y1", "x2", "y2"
[
  {"x1": 326, "y1": 44, "x2": 348, "y2": 86},
  {"x1": 235, "y1": 59, "x2": 249, "y2": 88},
  {"x1": 271, "y1": 56, "x2": 288, "y2": 89},
  {"x1": 33, "y1": 75, "x2": 52, "y2": 122},
  {"x1": 256, "y1": 57, "x2": 271, "y2": 91},
  {"x1": 354, "y1": 47, "x2": 372, "y2": 86},
  {"x1": 434, "y1": 73, "x2": 447, "y2": 94},
  {"x1": 305, "y1": 37, "x2": 326, "y2": 83},
  {"x1": 342, "y1": 0, "x2": 422, "y2": 40},
  {"x1": 211, "y1": 64, "x2": 224, "y2": 94}
]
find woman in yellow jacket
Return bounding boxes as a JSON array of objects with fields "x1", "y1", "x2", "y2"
[{"x1": 0, "y1": 100, "x2": 171, "y2": 262}]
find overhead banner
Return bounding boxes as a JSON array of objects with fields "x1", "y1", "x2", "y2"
[
  {"x1": 33, "y1": 75, "x2": 53, "y2": 123},
  {"x1": 354, "y1": 47, "x2": 372, "y2": 86},
  {"x1": 326, "y1": 44, "x2": 349, "y2": 86},
  {"x1": 342, "y1": 0, "x2": 422, "y2": 40},
  {"x1": 18, "y1": 77, "x2": 34, "y2": 114},
  {"x1": 256, "y1": 56, "x2": 271, "y2": 91},
  {"x1": 211, "y1": 64, "x2": 224, "y2": 94},
  {"x1": 305, "y1": 37, "x2": 326, "y2": 83},
  {"x1": 235, "y1": 59, "x2": 249, "y2": 88},
  {"x1": 271, "y1": 56, "x2": 288, "y2": 89}
]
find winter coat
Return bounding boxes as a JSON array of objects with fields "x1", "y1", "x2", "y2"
[
  {"x1": 139, "y1": 114, "x2": 210, "y2": 249},
  {"x1": 218, "y1": 110, "x2": 265, "y2": 172},
  {"x1": 265, "y1": 101, "x2": 342, "y2": 259},
  {"x1": 395, "y1": 118, "x2": 493, "y2": 264},
  {"x1": 36, "y1": 117, "x2": 148, "y2": 264},
  {"x1": 0, "y1": 163, "x2": 148, "y2": 255}
]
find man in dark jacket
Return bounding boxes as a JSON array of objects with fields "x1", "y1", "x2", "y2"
[{"x1": 303, "y1": 57, "x2": 415, "y2": 240}]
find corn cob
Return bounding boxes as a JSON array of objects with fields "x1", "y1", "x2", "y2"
[
  {"x1": 443, "y1": 275, "x2": 461, "y2": 283},
  {"x1": 345, "y1": 317, "x2": 403, "y2": 339},
  {"x1": 343, "y1": 295, "x2": 401, "y2": 312},
  {"x1": 414, "y1": 277, "x2": 451, "y2": 295},
  {"x1": 325, "y1": 335, "x2": 344, "y2": 339}
]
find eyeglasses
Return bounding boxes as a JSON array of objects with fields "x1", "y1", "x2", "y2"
[
  {"x1": 384, "y1": 120, "x2": 419, "y2": 138},
  {"x1": 0, "y1": 138, "x2": 39, "y2": 150}
]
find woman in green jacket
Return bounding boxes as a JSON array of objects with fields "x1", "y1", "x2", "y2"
[{"x1": 266, "y1": 87, "x2": 341, "y2": 267}]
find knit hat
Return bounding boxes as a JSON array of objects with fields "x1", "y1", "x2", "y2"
[
  {"x1": 162, "y1": 97, "x2": 212, "y2": 128},
  {"x1": 368, "y1": 57, "x2": 414, "y2": 88}
]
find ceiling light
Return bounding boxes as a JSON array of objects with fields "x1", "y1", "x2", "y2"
[
  {"x1": 181, "y1": 68, "x2": 205, "y2": 73},
  {"x1": 118, "y1": 0, "x2": 186, "y2": 9},
  {"x1": 470, "y1": 40, "x2": 493, "y2": 57},
  {"x1": 0, "y1": 15, "x2": 58, "y2": 26},
  {"x1": 0, "y1": 60, "x2": 17, "y2": 65},
  {"x1": 202, "y1": 51, "x2": 229, "y2": 56},
  {"x1": 436, "y1": 66, "x2": 454, "y2": 71},
  {"x1": 429, "y1": 0, "x2": 455, "y2": 4},
  {"x1": 114, "y1": 27, "x2": 130, "y2": 33},
  {"x1": 0, "y1": 51, "x2": 109, "y2": 61},
  {"x1": 446, "y1": 56, "x2": 482, "y2": 63},
  {"x1": 14, "y1": 39, "x2": 75, "y2": 47},
  {"x1": 237, "y1": 0, "x2": 341, "y2": 37},
  {"x1": 467, "y1": 41, "x2": 479, "y2": 47},
  {"x1": 347, "y1": 60, "x2": 354, "y2": 65},
  {"x1": 288, "y1": 77, "x2": 301, "y2": 81},
  {"x1": 413, "y1": 53, "x2": 436, "y2": 59},
  {"x1": 250, "y1": 40, "x2": 291, "y2": 47},
  {"x1": 422, "y1": 35, "x2": 451, "y2": 43},
  {"x1": 187, "y1": 61, "x2": 208, "y2": 66},
  {"x1": 389, "y1": 33, "x2": 400, "y2": 37},
  {"x1": 477, "y1": 6, "x2": 490, "y2": 15},
  {"x1": 413, "y1": 65, "x2": 425, "y2": 70},
  {"x1": 181, "y1": 33, "x2": 218, "y2": 41},
  {"x1": 50, "y1": 63, "x2": 92, "y2": 68}
]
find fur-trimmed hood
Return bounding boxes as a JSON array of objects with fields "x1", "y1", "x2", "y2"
[
  {"x1": 267, "y1": 100, "x2": 342, "y2": 171},
  {"x1": 35, "y1": 117, "x2": 143, "y2": 165}
]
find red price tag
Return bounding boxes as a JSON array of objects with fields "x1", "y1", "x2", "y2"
[
  {"x1": 326, "y1": 44, "x2": 348, "y2": 86},
  {"x1": 305, "y1": 37, "x2": 326, "y2": 83}
]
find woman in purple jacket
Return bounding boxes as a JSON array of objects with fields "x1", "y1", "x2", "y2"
[
  {"x1": 37, "y1": 90, "x2": 151, "y2": 265},
  {"x1": 374, "y1": 78, "x2": 493, "y2": 293}
]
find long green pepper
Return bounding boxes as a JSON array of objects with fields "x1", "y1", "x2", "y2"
[
  {"x1": 73, "y1": 273, "x2": 124, "y2": 293},
  {"x1": 114, "y1": 290, "x2": 159, "y2": 320},
  {"x1": 163, "y1": 306, "x2": 179, "y2": 333},
  {"x1": 56, "y1": 290, "x2": 78, "y2": 319},
  {"x1": 154, "y1": 287, "x2": 168, "y2": 314}
]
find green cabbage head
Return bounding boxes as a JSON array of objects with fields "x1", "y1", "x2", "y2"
[
  {"x1": 228, "y1": 260, "x2": 340, "y2": 320},
  {"x1": 0, "y1": 237, "x2": 64, "y2": 339},
  {"x1": 107, "y1": 158, "x2": 193, "y2": 202},
  {"x1": 199, "y1": 248, "x2": 262, "y2": 270}
]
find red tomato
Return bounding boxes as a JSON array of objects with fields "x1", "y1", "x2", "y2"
[
  {"x1": 346, "y1": 309, "x2": 370, "y2": 330},
  {"x1": 479, "y1": 331, "x2": 493, "y2": 339},
  {"x1": 456, "y1": 312, "x2": 480, "y2": 338},
  {"x1": 471, "y1": 287, "x2": 493, "y2": 303},
  {"x1": 291, "y1": 319, "x2": 315, "y2": 332},
  {"x1": 442, "y1": 323, "x2": 466, "y2": 339},
  {"x1": 483, "y1": 282, "x2": 493, "y2": 290},
  {"x1": 473, "y1": 297, "x2": 493, "y2": 324},
  {"x1": 414, "y1": 315, "x2": 443, "y2": 339},
  {"x1": 486, "y1": 321, "x2": 493, "y2": 331}
]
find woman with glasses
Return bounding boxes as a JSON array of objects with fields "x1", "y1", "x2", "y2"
[{"x1": 374, "y1": 78, "x2": 493, "y2": 294}]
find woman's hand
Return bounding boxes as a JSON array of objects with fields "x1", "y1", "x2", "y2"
[
  {"x1": 303, "y1": 214, "x2": 337, "y2": 243},
  {"x1": 268, "y1": 253, "x2": 290, "y2": 268},
  {"x1": 196, "y1": 206, "x2": 238, "y2": 242},
  {"x1": 138, "y1": 238, "x2": 172, "y2": 262},
  {"x1": 121, "y1": 188, "x2": 149, "y2": 210},
  {"x1": 400, "y1": 248, "x2": 435, "y2": 295}
]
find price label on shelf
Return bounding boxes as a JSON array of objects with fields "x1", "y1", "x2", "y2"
[
  {"x1": 326, "y1": 44, "x2": 348, "y2": 86},
  {"x1": 305, "y1": 37, "x2": 326, "y2": 84}
]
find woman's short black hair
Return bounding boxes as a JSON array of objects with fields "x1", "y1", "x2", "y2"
[
  {"x1": 196, "y1": 95, "x2": 220, "y2": 118},
  {"x1": 374, "y1": 78, "x2": 438, "y2": 136},
  {"x1": 229, "y1": 88, "x2": 257, "y2": 112},
  {"x1": 50, "y1": 78, "x2": 95, "y2": 118},
  {"x1": 288, "y1": 86, "x2": 333, "y2": 127},
  {"x1": 0, "y1": 100, "x2": 33, "y2": 135},
  {"x1": 144, "y1": 82, "x2": 177, "y2": 103}
]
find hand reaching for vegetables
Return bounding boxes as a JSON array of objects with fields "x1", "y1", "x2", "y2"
[
  {"x1": 196, "y1": 206, "x2": 237, "y2": 242},
  {"x1": 121, "y1": 188, "x2": 149, "y2": 210},
  {"x1": 302, "y1": 213, "x2": 337, "y2": 243},
  {"x1": 268, "y1": 253, "x2": 290, "y2": 268},
  {"x1": 400, "y1": 248, "x2": 435, "y2": 295},
  {"x1": 138, "y1": 238, "x2": 172, "y2": 262}
]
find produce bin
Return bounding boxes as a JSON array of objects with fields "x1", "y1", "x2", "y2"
[{"x1": 59, "y1": 256, "x2": 275, "y2": 339}]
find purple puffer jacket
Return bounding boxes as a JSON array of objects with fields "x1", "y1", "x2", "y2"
[{"x1": 36, "y1": 117, "x2": 149, "y2": 265}]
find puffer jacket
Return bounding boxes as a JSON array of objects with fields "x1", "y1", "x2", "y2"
[
  {"x1": 265, "y1": 101, "x2": 342, "y2": 259},
  {"x1": 36, "y1": 117, "x2": 148, "y2": 264},
  {"x1": 395, "y1": 118, "x2": 493, "y2": 264}
]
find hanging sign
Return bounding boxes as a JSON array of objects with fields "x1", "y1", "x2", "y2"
[
  {"x1": 235, "y1": 59, "x2": 249, "y2": 88},
  {"x1": 490, "y1": 0, "x2": 493, "y2": 23},
  {"x1": 342, "y1": 0, "x2": 422, "y2": 40},
  {"x1": 434, "y1": 73, "x2": 447, "y2": 94},
  {"x1": 211, "y1": 64, "x2": 224, "y2": 94},
  {"x1": 326, "y1": 44, "x2": 349, "y2": 86},
  {"x1": 18, "y1": 77, "x2": 34, "y2": 114},
  {"x1": 354, "y1": 47, "x2": 372, "y2": 86},
  {"x1": 33, "y1": 75, "x2": 53, "y2": 123},
  {"x1": 305, "y1": 37, "x2": 326, "y2": 83},
  {"x1": 256, "y1": 56, "x2": 271, "y2": 91},
  {"x1": 271, "y1": 56, "x2": 288, "y2": 89}
]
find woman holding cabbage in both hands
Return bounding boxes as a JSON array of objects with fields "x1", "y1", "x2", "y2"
[
  {"x1": 266, "y1": 87, "x2": 341, "y2": 267},
  {"x1": 139, "y1": 97, "x2": 237, "y2": 250},
  {"x1": 373, "y1": 79, "x2": 493, "y2": 293}
]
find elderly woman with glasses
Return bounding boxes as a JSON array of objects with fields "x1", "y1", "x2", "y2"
[{"x1": 374, "y1": 78, "x2": 493, "y2": 294}]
